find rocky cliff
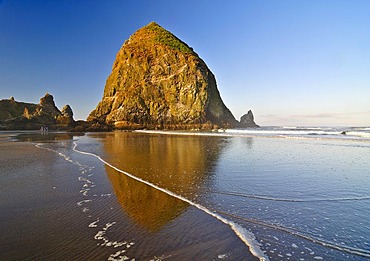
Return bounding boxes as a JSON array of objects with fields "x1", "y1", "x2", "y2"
[
  {"x1": 88, "y1": 22, "x2": 243, "y2": 129},
  {"x1": 0, "y1": 93, "x2": 75, "y2": 130}
]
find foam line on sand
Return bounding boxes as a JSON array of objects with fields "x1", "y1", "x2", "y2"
[{"x1": 72, "y1": 141, "x2": 268, "y2": 261}]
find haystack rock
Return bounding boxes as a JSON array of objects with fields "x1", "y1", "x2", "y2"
[
  {"x1": 88, "y1": 22, "x2": 241, "y2": 129},
  {"x1": 240, "y1": 110, "x2": 259, "y2": 128}
]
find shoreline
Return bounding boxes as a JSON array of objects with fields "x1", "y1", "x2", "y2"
[
  {"x1": 2, "y1": 130, "x2": 369, "y2": 260},
  {"x1": 0, "y1": 132, "x2": 260, "y2": 260}
]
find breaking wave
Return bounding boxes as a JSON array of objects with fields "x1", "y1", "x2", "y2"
[{"x1": 135, "y1": 126, "x2": 370, "y2": 141}]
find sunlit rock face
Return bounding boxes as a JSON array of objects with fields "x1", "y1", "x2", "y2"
[
  {"x1": 98, "y1": 132, "x2": 225, "y2": 231},
  {"x1": 56, "y1": 105, "x2": 74, "y2": 125},
  {"x1": 88, "y1": 22, "x2": 239, "y2": 129},
  {"x1": 0, "y1": 93, "x2": 75, "y2": 130}
]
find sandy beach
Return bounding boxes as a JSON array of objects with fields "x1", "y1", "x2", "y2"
[
  {"x1": 0, "y1": 132, "x2": 258, "y2": 260},
  {"x1": 2, "y1": 130, "x2": 369, "y2": 260},
  {"x1": 0, "y1": 132, "x2": 94, "y2": 259}
]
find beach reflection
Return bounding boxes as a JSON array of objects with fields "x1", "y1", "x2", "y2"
[
  {"x1": 14, "y1": 132, "x2": 77, "y2": 142},
  {"x1": 105, "y1": 167, "x2": 188, "y2": 232},
  {"x1": 99, "y1": 132, "x2": 226, "y2": 231}
]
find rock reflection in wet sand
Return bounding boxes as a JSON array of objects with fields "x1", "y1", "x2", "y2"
[{"x1": 99, "y1": 131, "x2": 226, "y2": 231}]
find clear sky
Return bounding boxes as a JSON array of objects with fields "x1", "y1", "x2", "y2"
[{"x1": 1, "y1": 0, "x2": 369, "y2": 126}]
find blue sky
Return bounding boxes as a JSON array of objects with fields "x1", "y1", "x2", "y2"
[{"x1": 1, "y1": 0, "x2": 369, "y2": 126}]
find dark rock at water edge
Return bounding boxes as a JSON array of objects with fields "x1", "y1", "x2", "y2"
[
  {"x1": 68, "y1": 120, "x2": 113, "y2": 132},
  {"x1": 240, "y1": 110, "x2": 259, "y2": 128}
]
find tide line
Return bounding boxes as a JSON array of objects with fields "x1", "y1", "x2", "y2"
[{"x1": 72, "y1": 141, "x2": 268, "y2": 261}]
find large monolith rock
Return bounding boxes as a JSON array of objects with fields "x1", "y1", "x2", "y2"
[{"x1": 88, "y1": 22, "x2": 239, "y2": 129}]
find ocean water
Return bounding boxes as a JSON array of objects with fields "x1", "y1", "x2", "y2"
[{"x1": 1, "y1": 126, "x2": 370, "y2": 260}]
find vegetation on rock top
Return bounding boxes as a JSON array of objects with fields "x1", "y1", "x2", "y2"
[
  {"x1": 144, "y1": 22, "x2": 194, "y2": 54},
  {"x1": 88, "y1": 22, "x2": 258, "y2": 130}
]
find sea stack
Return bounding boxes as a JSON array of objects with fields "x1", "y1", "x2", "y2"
[
  {"x1": 240, "y1": 110, "x2": 259, "y2": 128},
  {"x1": 0, "y1": 93, "x2": 75, "y2": 130},
  {"x1": 88, "y1": 22, "x2": 240, "y2": 129}
]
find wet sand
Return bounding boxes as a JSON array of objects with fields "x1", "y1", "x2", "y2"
[
  {"x1": 3, "y1": 129, "x2": 369, "y2": 260},
  {"x1": 0, "y1": 132, "x2": 258, "y2": 260},
  {"x1": 0, "y1": 133, "x2": 94, "y2": 259}
]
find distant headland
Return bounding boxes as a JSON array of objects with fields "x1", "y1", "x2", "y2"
[{"x1": 1, "y1": 22, "x2": 259, "y2": 131}]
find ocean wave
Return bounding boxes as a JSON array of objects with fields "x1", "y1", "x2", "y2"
[
  {"x1": 217, "y1": 210, "x2": 370, "y2": 259},
  {"x1": 135, "y1": 128, "x2": 370, "y2": 141},
  {"x1": 346, "y1": 131, "x2": 370, "y2": 138},
  {"x1": 224, "y1": 128, "x2": 347, "y2": 137},
  {"x1": 282, "y1": 126, "x2": 334, "y2": 131}
]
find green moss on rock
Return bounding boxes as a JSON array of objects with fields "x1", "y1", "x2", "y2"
[{"x1": 145, "y1": 22, "x2": 194, "y2": 54}]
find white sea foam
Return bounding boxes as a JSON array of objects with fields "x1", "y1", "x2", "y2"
[
  {"x1": 104, "y1": 222, "x2": 116, "y2": 231},
  {"x1": 224, "y1": 128, "x2": 340, "y2": 137},
  {"x1": 72, "y1": 141, "x2": 268, "y2": 261},
  {"x1": 218, "y1": 207, "x2": 370, "y2": 259},
  {"x1": 77, "y1": 199, "x2": 92, "y2": 206},
  {"x1": 80, "y1": 189, "x2": 89, "y2": 196},
  {"x1": 95, "y1": 222, "x2": 119, "y2": 245},
  {"x1": 89, "y1": 218, "x2": 100, "y2": 228},
  {"x1": 94, "y1": 222, "x2": 135, "y2": 260},
  {"x1": 108, "y1": 250, "x2": 128, "y2": 261},
  {"x1": 217, "y1": 253, "x2": 228, "y2": 259},
  {"x1": 136, "y1": 129, "x2": 233, "y2": 137},
  {"x1": 35, "y1": 142, "x2": 136, "y2": 259},
  {"x1": 135, "y1": 127, "x2": 370, "y2": 141},
  {"x1": 78, "y1": 176, "x2": 93, "y2": 184},
  {"x1": 346, "y1": 131, "x2": 370, "y2": 138}
]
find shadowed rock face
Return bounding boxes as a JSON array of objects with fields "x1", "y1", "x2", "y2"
[
  {"x1": 0, "y1": 93, "x2": 75, "y2": 130},
  {"x1": 240, "y1": 110, "x2": 259, "y2": 128},
  {"x1": 88, "y1": 22, "x2": 239, "y2": 129}
]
